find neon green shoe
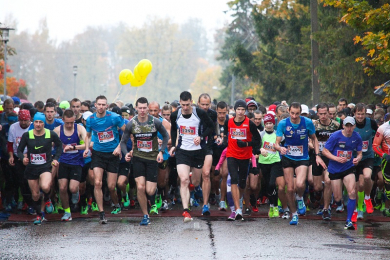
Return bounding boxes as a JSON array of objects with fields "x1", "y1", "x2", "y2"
[
  {"x1": 91, "y1": 202, "x2": 99, "y2": 212},
  {"x1": 273, "y1": 207, "x2": 279, "y2": 218},
  {"x1": 278, "y1": 199, "x2": 282, "y2": 207},
  {"x1": 268, "y1": 207, "x2": 274, "y2": 218},
  {"x1": 380, "y1": 202, "x2": 386, "y2": 212},
  {"x1": 123, "y1": 193, "x2": 130, "y2": 208},
  {"x1": 155, "y1": 194, "x2": 162, "y2": 209},
  {"x1": 383, "y1": 209, "x2": 390, "y2": 217},
  {"x1": 111, "y1": 206, "x2": 121, "y2": 214},
  {"x1": 52, "y1": 203, "x2": 59, "y2": 214},
  {"x1": 80, "y1": 205, "x2": 88, "y2": 215},
  {"x1": 149, "y1": 204, "x2": 158, "y2": 215}
]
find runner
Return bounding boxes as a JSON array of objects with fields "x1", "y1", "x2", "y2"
[
  {"x1": 275, "y1": 102, "x2": 325, "y2": 225},
  {"x1": 322, "y1": 116, "x2": 362, "y2": 230},
  {"x1": 121, "y1": 97, "x2": 169, "y2": 225},
  {"x1": 70, "y1": 98, "x2": 83, "y2": 124},
  {"x1": 17, "y1": 112, "x2": 63, "y2": 225},
  {"x1": 83, "y1": 95, "x2": 126, "y2": 224},
  {"x1": 223, "y1": 99, "x2": 261, "y2": 220},
  {"x1": 54, "y1": 109, "x2": 87, "y2": 221},
  {"x1": 169, "y1": 91, "x2": 214, "y2": 222}
]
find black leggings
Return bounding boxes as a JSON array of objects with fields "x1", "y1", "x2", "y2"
[
  {"x1": 227, "y1": 157, "x2": 250, "y2": 188},
  {"x1": 259, "y1": 163, "x2": 280, "y2": 206}
]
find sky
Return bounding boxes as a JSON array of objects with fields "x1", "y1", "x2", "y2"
[{"x1": 1, "y1": 0, "x2": 231, "y2": 43}]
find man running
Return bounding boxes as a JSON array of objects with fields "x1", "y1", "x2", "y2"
[
  {"x1": 169, "y1": 91, "x2": 214, "y2": 222},
  {"x1": 17, "y1": 112, "x2": 63, "y2": 225},
  {"x1": 70, "y1": 98, "x2": 83, "y2": 124},
  {"x1": 322, "y1": 117, "x2": 362, "y2": 230},
  {"x1": 83, "y1": 95, "x2": 126, "y2": 224},
  {"x1": 121, "y1": 97, "x2": 169, "y2": 225},
  {"x1": 54, "y1": 109, "x2": 87, "y2": 221},
  {"x1": 275, "y1": 102, "x2": 325, "y2": 225}
]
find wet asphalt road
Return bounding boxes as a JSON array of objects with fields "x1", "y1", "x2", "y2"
[{"x1": 1, "y1": 216, "x2": 390, "y2": 259}]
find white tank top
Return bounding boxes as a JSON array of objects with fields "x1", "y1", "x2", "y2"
[{"x1": 176, "y1": 108, "x2": 201, "y2": 151}]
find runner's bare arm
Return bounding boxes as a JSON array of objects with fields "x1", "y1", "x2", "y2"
[{"x1": 76, "y1": 124, "x2": 87, "y2": 150}]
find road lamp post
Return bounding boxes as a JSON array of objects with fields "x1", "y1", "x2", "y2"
[
  {"x1": 0, "y1": 26, "x2": 14, "y2": 98},
  {"x1": 73, "y1": 65, "x2": 78, "y2": 99}
]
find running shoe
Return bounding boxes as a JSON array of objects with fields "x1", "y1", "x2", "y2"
[
  {"x1": 182, "y1": 211, "x2": 193, "y2": 223},
  {"x1": 22, "y1": 203, "x2": 28, "y2": 211},
  {"x1": 261, "y1": 196, "x2": 269, "y2": 204},
  {"x1": 273, "y1": 207, "x2": 279, "y2": 218},
  {"x1": 99, "y1": 213, "x2": 108, "y2": 224},
  {"x1": 209, "y1": 196, "x2": 217, "y2": 206},
  {"x1": 228, "y1": 211, "x2": 236, "y2": 221},
  {"x1": 351, "y1": 211, "x2": 358, "y2": 223},
  {"x1": 61, "y1": 212, "x2": 72, "y2": 221},
  {"x1": 344, "y1": 221, "x2": 355, "y2": 230},
  {"x1": 190, "y1": 198, "x2": 199, "y2": 207},
  {"x1": 111, "y1": 206, "x2": 121, "y2": 214},
  {"x1": 219, "y1": 201, "x2": 227, "y2": 211},
  {"x1": 289, "y1": 215, "x2": 299, "y2": 225},
  {"x1": 316, "y1": 209, "x2": 323, "y2": 216},
  {"x1": 160, "y1": 200, "x2": 169, "y2": 211},
  {"x1": 252, "y1": 205, "x2": 259, "y2": 213},
  {"x1": 268, "y1": 207, "x2": 274, "y2": 218},
  {"x1": 282, "y1": 211, "x2": 290, "y2": 219},
  {"x1": 45, "y1": 200, "x2": 54, "y2": 214},
  {"x1": 52, "y1": 203, "x2": 58, "y2": 214},
  {"x1": 202, "y1": 204, "x2": 211, "y2": 216},
  {"x1": 364, "y1": 199, "x2": 374, "y2": 214},
  {"x1": 382, "y1": 209, "x2": 390, "y2": 217},
  {"x1": 297, "y1": 199, "x2": 306, "y2": 215},
  {"x1": 235, "y1": 211, "x2": 243, "y2": 221},
  {"x1": 357, "y1": 210, "x2": 364, "y2": 220},
  {"x1": 33, "y1": 216, "x2": 42, "y2": 225},
  {"x1": 27, "y1": 207, "x2": 36, "y2": 215},
  {"x1": 91, "y1": 202, "x2": 99, "y2": 212},
  {"x1": 123, "y1": 194, "x2": 130, "y2": 208},
  {"x1": 336, "y1": 204, "x2": 344, "y2": 213},
  {"x1": 149, "y1": 205, "x2": 158, "y2": 215},
  {"x1": 380, "y1": 202, "x2": 386, "y2": 212},
  {"x1": 155, "y1": 194, "x2": 162, "y2": 209},
  {"x1": 130, "y1": 199, "x2": 136, "y2": 208},
  {"x1": 17, "y1": 201, "x2": 23, "y2": 210},
  {"x1": 322, "y1": 209, "x2": 331, "y2": 220},
  {"x1": 80, "y1": 205, "x2": 88, "y2": 215},
  {"x1": 140, "y1": 215, "x2": 150, "y2": 226}
]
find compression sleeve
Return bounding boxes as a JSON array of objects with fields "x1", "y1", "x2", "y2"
[
  {"x1": 155, "y1": 118, "x2": 169, "y2": 151},
  {"x1": 215, "y1": 148, "x2": 227, "y2": 171},
  {"x1": 373, "y1": 128, "x2": 385, "y2": 157},
  {"x1": 7, "y1": 142, "x2": 13, "y2": 154},
  {"x1": 52, "y1": 131, "x2": 63, "y2": 161},
  {"x1": 120, "y1": 120, "x2": 133, "y2": 155},
  {"x1": 197, "y1": 108, "x2": 214, "y2": 138},
  {"x1": 170, "y1": 111, "x2": 178, "y2": 147}
]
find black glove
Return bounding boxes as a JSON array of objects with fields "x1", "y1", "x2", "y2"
[
  {"x1": 236, "y1": 140, "x2": 247, "y2": 148},
  {"x1": 214, "y1": 169, "x2": 220, "y2": 176},
  {"x1": 253, "y1": 148, "x2": 260, "y2": 155},
  {"x1": 249, "y1": 167, "x2": 259, "y2": 175}
]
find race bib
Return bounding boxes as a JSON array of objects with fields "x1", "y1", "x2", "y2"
[
  {"x1": 319, "y1": 141, "x2": 325, "y2": 152},
  {"x1": 63, "y1": 143, "x2": 78, "y2": 154},
  {"x1": 230, "y1": 128, "x2": 247, "y2": 140},
  {"x1": 362, "y1": 141, "x2": 369, "y2": 152},
  {"x1": 180, "y1": 126, "x2": 196, "y2": 135},
  {"x1": 337, "y1": 150, "x2": 352, "y2": 161},
  {"x1": 30, "y1": 153, "x2": 47, "y2": 165},
  {"x1": 98, "y1": 130, "x2": 114, "y2": 143},
  {"x1": 287, "y1": 145, "x2": 303, "y2": 156},
  {"x1": 137, "y1": 140, "x2": 153, "y2": 152},
  {"x1": 263, "y1": 141, "x2": 276, "y2": 154}
]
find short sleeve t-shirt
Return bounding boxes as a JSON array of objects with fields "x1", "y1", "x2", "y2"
[
  {"x1": 8, "y1": 122, "x2": 31, "y2": 155},
  {"x1": 325, "y1": 130, "x2": 362, "y2": 174},
  {"x1": 276, "y1": 117, "x2": 315, "y2": 137}
]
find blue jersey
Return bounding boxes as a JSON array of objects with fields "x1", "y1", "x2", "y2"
[
  {"x1": 276, "y1": 116, "x2": 315, "y2": 161},
  {"x1": 86, "y1": 111, "x2": 124, "y2": 153},
  {"x1": 29, "y1": 118, "x2": 64, "y2": 131},
  {"x1": 325, "y1": 130, "x2": 362, "y2": 174},
  {"x1": 59, "y1": 124, "x2": 83, "y2": 166}
]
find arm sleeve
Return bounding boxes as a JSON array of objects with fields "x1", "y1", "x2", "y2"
[
  {"x1": 197, "y1": 108, "x2": 214, "y2": 138},
  {"x1": 373, "y1": 129, "x2": 385, "y2": 157},
  {"x1": 215, "y1": 148, "x2": 227, "y2": 171},
  {"x1": 223, "y1": 120, "x2": 229, "y2": 145},
  {"x1": 170, "y1": 111, "x2": 178, "y2": 147},
  {"x1": 7, "y1": 142, "x2": 14, "y2": 154},
  {"x1": 120, "y1": 121, "x2": 132, "y2": 155},
  {"x1": 52, "y1": 131, "x2": 63, "y2": 161},
  {"x1": 249, "y1": 120, "x2": 261, "y2": 152},
  {"x1": 251, "y1": 154, "x2": 257, "y2": 168},
  {"x1": 17, "y1": 133, "x2": 27, "y2": 159},
  {"x1": 155, "y1": 118, "x2": 169, "y2": 151}
]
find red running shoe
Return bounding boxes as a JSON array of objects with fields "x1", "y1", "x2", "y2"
[
  {"x1": 252, "y1": 206, "x2": 259, "y2": 213},
  {"x1": 182, "y1": 211, "x2": 193, "y2": 223},
  {"x1": 351, "y1": 211, "x2": 358, "y2": 223},
  {"x1": 365, "y1": 199, "x2": 374, "y2": 214}
]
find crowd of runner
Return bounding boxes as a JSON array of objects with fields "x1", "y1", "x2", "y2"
[{"x1": 1, "y1": 93, "x2": 389, "y2": 230}]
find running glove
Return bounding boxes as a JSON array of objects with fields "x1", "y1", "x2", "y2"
[{"x1": 236, "y1": 140, "x2": 247, "y2": 147}]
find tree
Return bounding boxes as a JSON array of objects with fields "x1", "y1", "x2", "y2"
[{"x1": 0, "y1": 61, "x2": 28, "y2": 96}]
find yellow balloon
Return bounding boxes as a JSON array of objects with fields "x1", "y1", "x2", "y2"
[
  {"x1": 130, "y1": 74, "x2": 147, "y2": 87},
  {"x1": 119, "y1": 69, "x2": 132, "y2": 85},
  {"x1": 137, "y1": 59, "x2": 153, "y2": 77},
  {"x1": 133, "y1": 65, "x2": 145, "y2": 81}
]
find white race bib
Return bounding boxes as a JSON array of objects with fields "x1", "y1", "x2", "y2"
[
  {"x1": 30, "y1": 153, "x2": 47, "y2": 165},
  {"x1": 287, "y1": 145, "x2": 303, "y2": 156},
  {"x1": 98, "y1": 131, "x2": 114, "y2": 143},
  {"x1": 362, "y1": 141, "x2": 369, "y2": 152},
  {"x1": 137, "y1": 140, "x2": 153, "y2": 152}
]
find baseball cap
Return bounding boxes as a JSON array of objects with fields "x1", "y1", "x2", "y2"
[
  {"x1": 82, "y1": 111, "x2": 93, "y2": 120},
  {"x1": 366, "y1": 109, "x2": 373, "y2": 115},
  {"x1": 343, "y1": 116, "x2": 356, "y2": 125},
  {"x1": 301, "y1": 104, "x2": 309, "y2": 115},
  {"x1": 12, "y1": 96, "x2": 21, "y2": 105}
]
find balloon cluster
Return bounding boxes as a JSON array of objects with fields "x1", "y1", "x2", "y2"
[{"x1": 119, "y1": 59, "x2": 153, "y2": 87}]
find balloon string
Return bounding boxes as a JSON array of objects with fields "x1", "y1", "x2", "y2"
[
  {"x1": 134, "y1": 87, "x2": 139, "y2": 104},
  {"x1": 113, "y1": 85, "x2": 125, "y2": 102}
]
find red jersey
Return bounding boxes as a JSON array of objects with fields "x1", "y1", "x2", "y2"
[{"x1": 227, "y1": 116, "x2": 252, "y2": 160}]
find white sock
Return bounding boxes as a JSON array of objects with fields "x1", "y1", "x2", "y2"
[{"x1": 365, "y1": 195, "x2": 370, "y2": 200}]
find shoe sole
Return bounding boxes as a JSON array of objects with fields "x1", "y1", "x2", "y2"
[
  {"x1": 202, "y1": 211, "x2": 210, "y2": 216},
  {"x1": 290, "y1": 222, "x2": 298, "y2": 225},
  {"x1": 235, "y1": 215, "x2": 243, "y2": 221},
  {"x1": 33, "y1": 222, "x2": 41, "y2": 225},
  {"x1": 99, "y1": 220, "x2": 108, "y2": 224},
  {"x1": 227, "y1": 218, "x2": 235, "y2": 221},
  {"x1": 183, "y1": 217, "x2": 193, "y2": 223},
  {"x1": 61, "y1": 218, "x2": 72, "y2": 221}
]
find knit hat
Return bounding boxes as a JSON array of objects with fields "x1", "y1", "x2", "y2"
[
  {"x1": 268, "y1": 104, "x2": 277, "y2": 113},
  {"x1": 18, "y1": 109, "x2": 31, "y2": 121},
  {"x1": 246, "y1": 100, "x2": 258, "y2": 109},
  {"x1": 263, "y1": 113, "x2": 275, "y2": 125},
  {"x1": 234, "y1": 99, "x2": 247, "y2": 110},
  {"x1": 59, "y1": 101, "x2": 70, "y2": 109}
]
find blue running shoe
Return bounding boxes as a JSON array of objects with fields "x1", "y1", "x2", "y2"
[
  {"x1": 45, "y1": 200, "x2": 54, "y2": 214},
  {"x1": 33, "y1": 216, "x2": 42, "y2": 225},
  {"x1": 297, "y1": 200, "x2": 306, "y2": 215},
  {"x1": 140, "y1": 215, "x2": 150, "y2": 226},
  {"x1": 290, "y1": 215, "x2": 299, "y2": 225},
  {"x1": 202, "y1": 204, "x2": 210, "y2": 216},
  {"x1": 344, "y1": 220, "x2": 355, "y2": 230}
]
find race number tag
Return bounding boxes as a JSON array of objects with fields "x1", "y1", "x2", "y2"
[
  {"x1": 319, "y1": 141, "x2": 325, "y2": 152},
  {"x1": 98, "y1": 131, "x2": 114, "y2": 143},
  {"x1": 63, "y1": 143, "x2": 78, "y2": 154},
  {"x1": 287, "y1": 145, "x2": 303, "y2": 156},
  {"x1": 362, "y1": 141, "x2": 369, "y2": 152},
  {"x1": 263, "y1": 141, "x2": 276, "y2": 154},
  {"x1": 30, "y1": 153, "x2": 47, "y2": 165},
  {"x1": 230, "y1": 128, "x2": 247, "y2": 140},
  {"x1": 337, "y1": 150, "x2": 352, "y2": 161},
  {"x1": 137, "y1": 140, "x2": 152, "y2": 152},
  {"x1": 180, "y1": 126, "x2": 196, "y2": 135}
]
